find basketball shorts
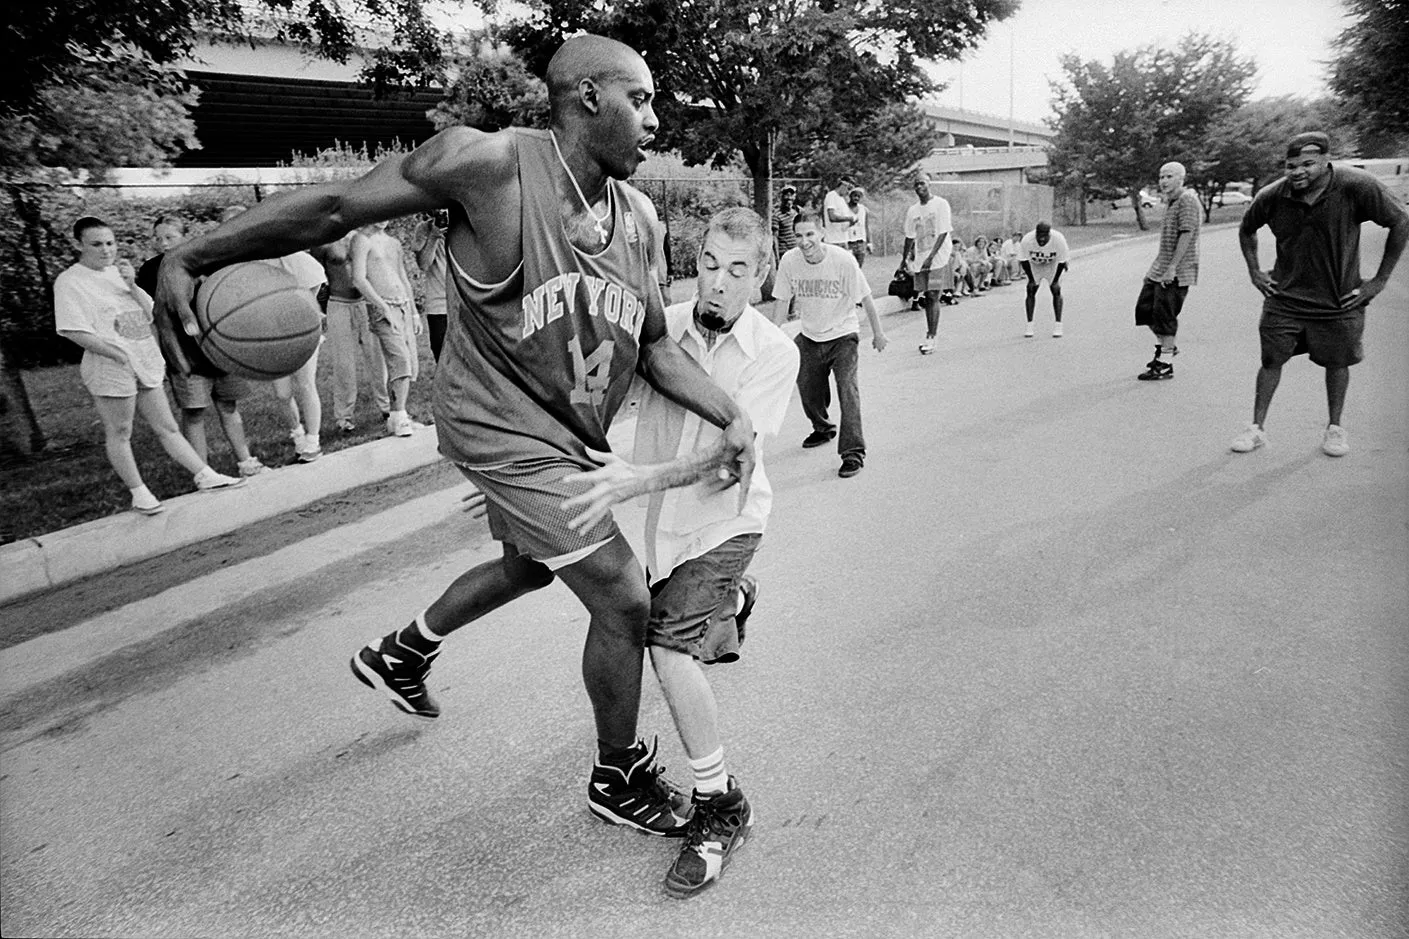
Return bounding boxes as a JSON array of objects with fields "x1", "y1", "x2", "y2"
[
  {"x1": 647, "y1": 534, "x2": 762, "y2": 664},
  {"x1": 1028, "y1": 263, "x2": 1062, "y2": 287},
  {"x1": 168, "y1": 370, "x2": 251, "y2": 409},
  {"x1": 1134, "y1": 279, "x2": 1186, "y2": 335},
  {"x1": 456, "y1": 457, "x2": 620, "y2": 571},
  {"x1": 80, "y1": 343, "x2": 165, "y2": 397},
  {"x1": 1259, "y1": 309, "x2": 1364, "y2": 369},
  {"x1": 912, "y1": 264, "x2": 954, "y2": 295},
  {"x1": 368, "y1": 300, "x2": 413, "y2": 382}
]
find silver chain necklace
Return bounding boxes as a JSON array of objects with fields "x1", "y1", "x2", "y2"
[{"x1": 550, "y1": 130, "x2": 613, "y2": 245}]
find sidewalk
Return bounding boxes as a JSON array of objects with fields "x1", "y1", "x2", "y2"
[{"x1": 0, "y1": 225, "x2": 1185, "y2": 609}]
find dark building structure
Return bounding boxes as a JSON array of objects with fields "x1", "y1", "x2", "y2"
[{"x1": 176, "y1": 71, "x2": 442, "y2": 167}]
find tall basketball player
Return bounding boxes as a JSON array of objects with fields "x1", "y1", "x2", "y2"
[{"x1": 155, "y1": 35, "x2": 756, "y2": 844}]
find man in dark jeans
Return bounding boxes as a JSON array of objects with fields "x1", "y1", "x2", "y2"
[{"x1": 773, "y1": 211, "x2": 887, "y2": 478}]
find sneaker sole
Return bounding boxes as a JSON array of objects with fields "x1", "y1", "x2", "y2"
[
  {"x1": 349, "y1": 652, "x2": 439, "y2": 719},
  {"x1": 132, "y1": 504, "x2": 165, "y2": 516},
  {"x1": 662, "y1": 811, "x2": 755, "y2": 899},
  {"x1": 587, "y1": 800, "x2": 689, "y2": 838}
]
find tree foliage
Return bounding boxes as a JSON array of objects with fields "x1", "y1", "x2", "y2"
[
  {"x1": 501, "y1": 0, "x2": 1018, "y2": 217},
  {"x1": 428, "y1": 43, "x2": 551, "y2": 132},
  {"x1": 3, "y1": 0, "x2": 452, "y2": 121},
  {"x1": 1327, "y1": 0, "x2": 1409, "y2": 157},
  {"x1": 1194, "y1": 96, "x2": 1358, "y2": 216},
  {"x1": 1047, "y1": 33, "x2": 1256, "y2": 227}
]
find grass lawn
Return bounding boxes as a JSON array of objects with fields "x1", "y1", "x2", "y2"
[{"x1": 3, "y1": 340, "x2": 437, "y2": 545}]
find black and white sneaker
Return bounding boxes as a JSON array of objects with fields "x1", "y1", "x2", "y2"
[
  {"x1": 588, "y1": 736, "x2": 689, "y2": 837},
  {"x1": 663, "y1": 778, "x2": 754, "y2": 898},
  {"x1": 350, "y1": 633, "x2": 441, "y2": 719}
]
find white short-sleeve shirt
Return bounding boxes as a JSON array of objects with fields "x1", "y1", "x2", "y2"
[
  {"x1": 904, "y1": 197, "x2": 954, "y2": 268},
  {"x1": 773, "y1": 244, "x2": 872, "y2": 343}
]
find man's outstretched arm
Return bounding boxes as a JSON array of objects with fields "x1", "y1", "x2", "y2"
[{"x1": 155, "y1": 127, "x2": 495, "y2": 372}]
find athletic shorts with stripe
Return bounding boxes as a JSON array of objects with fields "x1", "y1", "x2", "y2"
[{"x1": 456, "y1": 457, "x2": 620, "y2": 571}]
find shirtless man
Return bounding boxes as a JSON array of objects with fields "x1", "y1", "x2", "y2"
[
  {"x1": 155, "y1": 34, "x2": 755, "y2": 851},
  {"x1": 351, "y1": 222, "x2": 418, "y2": 436},
  {"x1": 316, "y1": 233, "x2": 388, "y2": 432}
]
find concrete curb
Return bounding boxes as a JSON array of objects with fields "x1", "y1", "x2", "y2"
[{"x1": 0, "y1": 427, "x2": 444, "y2": 606}]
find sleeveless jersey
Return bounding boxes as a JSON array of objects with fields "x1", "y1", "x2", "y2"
[{"x1": 434, "y1": 128, "x2": 659, "y2": 468}]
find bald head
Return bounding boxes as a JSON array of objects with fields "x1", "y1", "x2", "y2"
[
  {"x1": 546, "y1": 35, "x2": 648, "y2": 116},
  {"x1": 1157, "y1": 162, "x2": 1187, "y2": 199}
]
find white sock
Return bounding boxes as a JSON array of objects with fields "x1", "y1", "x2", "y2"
[
  {"x1": 413, "y1": 609, "x2": 444, "y2": 641},
  {"x1": 129, "y1": 485, "x2": 155, "y2": 501},
  {"x1": 303, "y1": 433, "x2": 320, "y2": 451},
  {"x1": 289, "y1": 424, "x2": 305, "y2": 442},
  {"x1": 389, "y1": 409, "x2": 407, "y2": 423},
  {"x1": 689, "y1": 747, "x2": 729, "y2": 795}
]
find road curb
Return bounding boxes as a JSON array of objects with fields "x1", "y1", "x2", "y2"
[{"x1": 0, "y1": 427, "x2": 444, "y2": 606}]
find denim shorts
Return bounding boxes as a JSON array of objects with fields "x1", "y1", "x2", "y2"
[{"x1": 647, "y1": 533, "x2": 762, "y2": 663}]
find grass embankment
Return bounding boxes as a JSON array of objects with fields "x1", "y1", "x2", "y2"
[{"x1": 3, "y1": 344, "x2": 436, "y2": 544}]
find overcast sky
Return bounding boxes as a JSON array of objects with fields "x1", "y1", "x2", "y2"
[{"x1": 924, "y1": 0, "x2": 1349, "y2": 126}]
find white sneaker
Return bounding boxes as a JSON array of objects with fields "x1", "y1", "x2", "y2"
[
  {"x1": 386, "y1": 414, "x2": 415, "y2": 437},
  {"x1": 1230, "y1": 423, "x2": 1267, "y2": 453},
  {"x1": 918, "y1": 340, "x2": 936, "y2": 355},
  {"x1": 1023, "y1": 323, "x2": 1034, "y2": 338},
  {"x1": 237, "y1": 456, "x2": 267, "y2": 477},
  {"x1": 1052, "y1": 323, "x2": 1064, "y2": 338},
  {"x1": 131, "y1": 491, "x2": 164, "y2": 515},
  {"x1": 1321, "y1": 424, "x2": 1349, "y2": 457},
  {"x1": 194, "y1": 467, "x2": 247, "y2": 491}
]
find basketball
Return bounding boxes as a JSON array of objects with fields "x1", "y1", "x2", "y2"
[{"x1": 194, "y1": 261, "x2": 322, "y2": 380}]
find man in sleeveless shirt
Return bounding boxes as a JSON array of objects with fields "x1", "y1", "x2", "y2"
[{"x1": 155, "y1": 35, "x2": 757, "y2": 844}]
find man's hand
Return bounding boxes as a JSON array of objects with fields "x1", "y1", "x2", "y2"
[
  {"x1": 1249, "y1": 269, "x2": 1279, "y2": 298},
  {"x1": 414, "y1": 315, "x2": 425, "y2": 336},
  {"x1": 460, "y1": 487, "x2": 487, "y2": 519},
  {"x1": 719, "y1": 416, "x2": 755, "y2": 512},
  {"x1": 116, "y1": 259, "x2": 137, "y2": 289},
  {"x1": 561, "y1": 449, "x2": 648, "y2": 532},
  {"x1": 1158, "y1": 268, "x2": 1175, "y2": 286},
  {"x1": 1345, "y1": 277, "x2": 1385, "y2": 311},
  {"x1": 153, "y1": 251, "x2": 211, "y2": 375},
  {"x1": 872, "y1": 332, "x2": 888, "y2": 353}
]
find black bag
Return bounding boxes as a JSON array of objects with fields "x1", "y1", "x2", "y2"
[{"x1": 887, "y1": 267, "x2": 914, "y2": 300}]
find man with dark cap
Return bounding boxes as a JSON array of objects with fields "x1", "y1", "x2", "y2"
[{"x1": 1231, "y1": 131, "x2": 1409, "y2": 456}]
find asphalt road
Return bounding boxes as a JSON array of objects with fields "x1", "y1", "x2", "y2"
[{"x1": 2, "y1": 225, "x2": 1406, "y2": 938}]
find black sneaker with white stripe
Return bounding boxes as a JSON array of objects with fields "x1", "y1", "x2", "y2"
[
  {"x1": 663, "y1": 777, "x2": 754, "y2": 898},
  {"x1": 350, "y1": 633, "x2": 441, "y2": 719},
  {"x1": 587, "y1": 736, "x2": 689, "y2": 837}
]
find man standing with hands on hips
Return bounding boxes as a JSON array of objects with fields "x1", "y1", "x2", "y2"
[{"x1": 1230, "y1": 131, "x2": 1408, "y2": 456}]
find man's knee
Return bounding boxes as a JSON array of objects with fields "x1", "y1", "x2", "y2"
[
  {"x1": 1026, "y1": 283, "x2": 1040, "y2": 297},
  {"x1": 1049, "y1": 284, "x2": 1062, "y2": 298}
]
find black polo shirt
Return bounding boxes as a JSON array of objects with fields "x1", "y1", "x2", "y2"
[{"x1": 1241, "y1": 164, "x2": 1408, "y2": 318}]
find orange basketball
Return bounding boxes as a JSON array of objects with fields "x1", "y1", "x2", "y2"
[{"x1": 194, "y1": 261, "x2": 322, "y2": 380}]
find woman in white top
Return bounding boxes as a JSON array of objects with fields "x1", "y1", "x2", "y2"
[{"x1": 53, "y1": 216, "x2": 243, "y2": 515}]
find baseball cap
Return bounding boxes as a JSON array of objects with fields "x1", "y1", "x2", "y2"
[{"x1": 1286, "y1": 132, "x2": 1330, "y2": 156}]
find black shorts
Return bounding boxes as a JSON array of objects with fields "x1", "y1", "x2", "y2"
[
  {"x1": 1134, "y1": 280, "x2": 1187, "y2": 335},
  {"x1": 1259, "y1": 310, "x2": 1365, "y2": 369}
]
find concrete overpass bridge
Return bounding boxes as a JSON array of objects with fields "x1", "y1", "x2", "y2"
[{"x1": 914, "y1": 103, "x2": 1054, "y2": 183}]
